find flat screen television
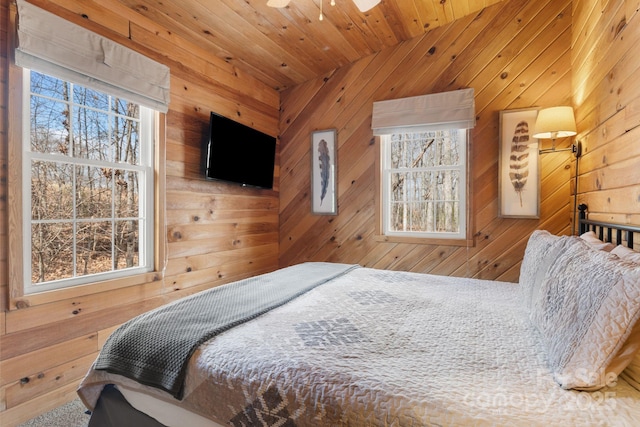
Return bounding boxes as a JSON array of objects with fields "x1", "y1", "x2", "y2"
[{"x1": 204, "y1": 112, "x2": 277, "y2": 189}]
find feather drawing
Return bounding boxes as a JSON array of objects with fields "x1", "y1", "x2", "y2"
[
  {"x1": 318, "y1": 139, "x2": 330, "y2": 205},
  {"x1": 509, "y1": 120, "x2": 530, "y2": 207}
]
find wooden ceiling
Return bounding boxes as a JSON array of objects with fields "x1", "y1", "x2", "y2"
[{"x1": 117, "y1": 0, "x2": 506, "y2": 91}]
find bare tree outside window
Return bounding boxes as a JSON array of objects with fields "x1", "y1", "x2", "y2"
[
  {"x1": 382, "y1": 130, "x2": 466, "y2": 239},
  {"x1": 27, "y1": 71, "x2": 150, "y2": 289}
]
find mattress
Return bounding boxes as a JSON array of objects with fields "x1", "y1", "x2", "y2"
[{"x1": 78, "y1": 265, "x2": 640, "y2": 426}]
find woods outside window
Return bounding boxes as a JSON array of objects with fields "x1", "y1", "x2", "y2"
[
  {"x1": 22, "y1": 70, "x2": 156, "y2": 293},
  {"x1": 381, "y1": 130, "x2": 467, "y2": 239},
  {"x1": 372, "y1": 89, "x2": 475, "y2": 244},
  {"x1": 8, "y1": 0, "x2": 169, "y2": 306}
]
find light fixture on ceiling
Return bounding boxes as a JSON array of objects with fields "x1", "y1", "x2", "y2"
[{"x1": 267, "y1": 0, "x2": 381, "y2": 21}]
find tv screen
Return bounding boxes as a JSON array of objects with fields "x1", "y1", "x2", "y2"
[{"x1": 204, "y1": 112, "x2": 277, "y2": 189}]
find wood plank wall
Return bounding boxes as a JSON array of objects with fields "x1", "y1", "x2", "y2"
[
  {"x1": 1, "y1": 0, "x2": 8, "y2": 351},
  {"x1": 572, "y1": 0, "x2": 640, "y2": 229},
  {"x1": 279, "y1": 0, "x2": 574, "y2": 281},
  {"x1": 0, "y1": 0, "x2": 280, "y2": 424},
  {"x1": 4, "y1": 0, "x2": 640, "y2": 424}
]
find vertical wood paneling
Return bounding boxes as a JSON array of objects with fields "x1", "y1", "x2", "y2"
[
  {"x1": 0, "y1": 0, "x2": 279, "y2": 424},
  {"x1": 572, "y1": 0, "x2": 640, "y2": 223},
  {"x1": 0, "y1": 0, "x2": 8, "y2": 319},
  {"x1": 279, "y1": 0, "x2": 574, "y2": 281}
]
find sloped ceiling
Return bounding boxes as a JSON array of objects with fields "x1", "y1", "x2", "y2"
[{"x1": 117, "y1": 0, "x2": 507, "y2": 91}]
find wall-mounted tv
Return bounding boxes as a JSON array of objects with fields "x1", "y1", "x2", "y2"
[{"x1": 204, "y1": 112, "x2": 277, "y2": 189}]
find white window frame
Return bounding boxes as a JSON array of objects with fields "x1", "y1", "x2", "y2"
[
  {"x1": 21, "y1": 68, "x2": 155, "y2": 294},
  {"x1": 380, "y1": 129, "x2": 468, "y2": 240},
  {"x1": 7, "y1": 1, "x2": 166, "y2": 309}
]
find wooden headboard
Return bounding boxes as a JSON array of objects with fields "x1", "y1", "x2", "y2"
[{"x1": 578, "y1": 204, "x2": 640, "y2": 249}]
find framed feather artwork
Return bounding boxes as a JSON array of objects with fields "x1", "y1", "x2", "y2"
[
  {"x1": 498, "y1": 108, "x2": 540, "y2": 218},
  {"x1": 311, "y1": 129, "x2": 338, "y2": 215}
]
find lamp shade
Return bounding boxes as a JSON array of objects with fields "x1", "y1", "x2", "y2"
[{"x1": 532, "y1": 106, "x2": 577, "y2": 139}]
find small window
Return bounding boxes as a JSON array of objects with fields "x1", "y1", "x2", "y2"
[
  {"x1": 380, "y1": 129, "x2": 467, "y2": 239},
  {"x1": 22, "y1": 69, "x2": 155, "y2": 293}
]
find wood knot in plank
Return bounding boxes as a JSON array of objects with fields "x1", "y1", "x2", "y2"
[
  {"x1": 615, "y1": 18, "x2": 626, "y2": 37},
  {"x1": 15, "y1": 300, "x2": 30, "y2": 309}
]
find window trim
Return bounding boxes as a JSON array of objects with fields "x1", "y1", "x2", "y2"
[
  {"x1": 22, "y1": 70, "x2": 157, "y2": 294},
  {"x1": 380, "y1": 131, "x2": 467, "y2": 240},
  {"x1": 7, "y1": 27, "x2": 166, "y2": 309},
  {"x1": 374, "y1": 134, "x2": 474, "y2": 247}
]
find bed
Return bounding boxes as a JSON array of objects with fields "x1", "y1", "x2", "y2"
[{"x1": 77, "y1": 207, "x2": 640, "y2": 426}]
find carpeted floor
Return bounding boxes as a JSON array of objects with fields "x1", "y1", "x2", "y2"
[{"x1": 17, "y1": 398, "x2": 90, "y2": 427}]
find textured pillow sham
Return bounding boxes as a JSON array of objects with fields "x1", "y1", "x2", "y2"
[
  {"x1": 519, "y1": 231, "x2": 571, "y2": 311},
  {"x1": 621, "y1": 354, "x2": 640, "y2": 391},
  {"x1": 612, "y1": 244, "x2": 640, "y2": 264},
  {"x1": 580, "y1": 231, "x2": 616, "y2": 251},
  {"x1": 611, "y1": 244, "x2": 640, "y2": 392},
  {"x1": 530, "y1": 237, "x2": 640, "y2": 390}
]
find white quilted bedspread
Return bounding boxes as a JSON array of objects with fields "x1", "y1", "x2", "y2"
[{"x1": 79, "y1": 267, "x2": 640, "y2": 426}]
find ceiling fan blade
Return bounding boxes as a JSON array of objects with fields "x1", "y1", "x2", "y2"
[
  {"x1": 267, "y1": 0, "x2": 291, "y2": 7},
  {"x1": 352, "y1": 0, "x2": 381, "y2": 12}
]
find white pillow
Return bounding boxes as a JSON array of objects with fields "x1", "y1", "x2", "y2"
[
  {"x1": 611, "y1": 244, "x2": 640, "y2": 264},
  {"x1": 621, "y1": 354, "x2": 640, "y2": 391},
  {"x1": 580, "y1": 230, "x2": 615, "y2": 251},
  {"x1": 519, "y1": 231, "x2": 571, "y2": 311},
  {"x1": 611, "y1": 245, "x2": 640, "y2": 392},
  {"x1": 530, "y1": 237, "x2": 640, "y2": 390}
]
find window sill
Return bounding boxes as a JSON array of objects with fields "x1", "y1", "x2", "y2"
[
  {"x1": 10, "y1": 271, "x2": 164, "y2": 310},
  {"x1": 373, "y1": 234, "x2": 475, "y2": 247}
]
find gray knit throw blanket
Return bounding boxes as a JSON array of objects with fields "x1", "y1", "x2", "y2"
[{"x1": 94, "y1": 262, "x2": 359, "y2": 399}]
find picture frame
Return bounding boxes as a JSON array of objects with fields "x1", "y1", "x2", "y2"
[
  {"x1": 498, "y1": 108, "x2": 540, "y2": 218},
  {"x1": 311, "y1": 129, "x2": 337, "y2": 215}
]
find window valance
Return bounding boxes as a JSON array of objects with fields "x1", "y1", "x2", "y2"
[
  {"x1": 15, "y1": 0, "x2": 170, "y2": 112},
  {"x1": 372, "y1": 88, "x2": 475, "y2": 135}
]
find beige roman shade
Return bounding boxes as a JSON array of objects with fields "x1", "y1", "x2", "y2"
[
  {"x1": 372, "y1": 88, "x2": 475, "y2": 135},
  {"x1": 15, "y1": 0, "x2": 170, "y2": 112}
]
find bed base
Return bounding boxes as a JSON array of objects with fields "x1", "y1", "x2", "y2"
[{"x1": 88, "y1": 385, "x2": 166, "y2": 427}]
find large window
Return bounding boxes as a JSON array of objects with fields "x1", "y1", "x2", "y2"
[
  {"x1": 372, "y1": 88, "x2": 475, "y2": 243},
  {"x1": 23, "y1": 70, "x2": 155, "y2": 293},
  {"x1": 9, "y1": 0, "x2": 170, "y2": 302},
  {"x1": 381, "y1": 129, "x2": 467, "y2": 239}
]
